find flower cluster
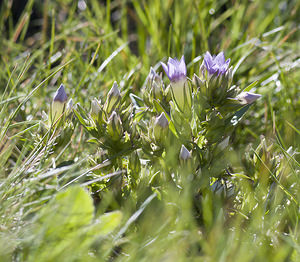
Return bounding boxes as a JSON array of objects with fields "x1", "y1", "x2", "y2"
[
  {"x1": 160, "y1": 51, "x2": 260, "y2": 110},
  {"x1": 52, "y1": 50, "x2": 262, "y2": 191}
]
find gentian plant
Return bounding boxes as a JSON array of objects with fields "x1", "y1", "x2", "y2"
[{"x1": 73, "y1": 50, "x2": 261, "y2": 197}]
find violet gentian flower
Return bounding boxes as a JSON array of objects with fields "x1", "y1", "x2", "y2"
[
  {"x1": 161, "y1": 56, "x2": 187, "y2": 82},
  {"x1": 236, "y1": 92, "x2": 262, "y2": 104},
  {"x1": 161, "y1": 56, "x2": 191, "y2": 112},
  {"x1": 203, "y1": 51, "x2": 230, "y2": 76},
  {"x1": 51, "y1": 84, "x2": 68, "y2": 123},
  {"x1": 53, "y1": 84, "x2": 68, "y2": 103}
]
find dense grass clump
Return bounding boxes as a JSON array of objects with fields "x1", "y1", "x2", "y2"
[{"x1": 0, "y1": 0, "x2": 299, "y2": 261}]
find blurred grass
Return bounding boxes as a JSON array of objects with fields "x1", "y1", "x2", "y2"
[{"x1": 0, "y1": 0, "x2": 299, "y2": 261}]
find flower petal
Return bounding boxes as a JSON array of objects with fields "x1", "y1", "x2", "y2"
[
  {"x1": 179, "y1": 55, "x2": 187, "y2": 76},
  {"x1": 161, "y1": 62, "x2": 169, "y2": 76},
  {"x1": 215, "y1": 52, "x2": 225, "y2": 66},
  {"x1": 204, "y1": 51, "x2": 213, "y2": 68}
]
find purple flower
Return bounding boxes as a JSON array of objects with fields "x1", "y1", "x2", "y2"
[
  {"x1": 236, "y1": 92, "x2": 262, "y2": 104},
  {"x1": 53, "y1": 84, "x2": 68, "y2": 103},
  {"x1": 51, "y1": 84, "x2": 68, "y2": 123},
  {"x1": 203, "y1": 51, "x2": 230, "y2": 76},
  {"x1": 161, "y1": 56, "x2": 191, "y2": 112},
  {"x1": 161, "y1": 56, "x2": 187, "y2": 82}
]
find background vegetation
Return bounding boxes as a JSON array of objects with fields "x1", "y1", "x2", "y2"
[{"x1": 0, "y1": 0, "x2": 299, "y2": 261}]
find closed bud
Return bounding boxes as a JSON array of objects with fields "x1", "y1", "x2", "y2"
[
  {"x1": 179, "y1": 145, "x2": 192, "y2": 161},
  {"x1": 235, "y1": 92, "x2": 262, "y2": 104},
  {"x1": 164, "y1": 85, "x2": 172, "y2": 103},
  {"x1": 104, "y1": 81, "x2": 121, "y2": 114},
  {"x1": 179, "y1": 145, "x2": 193, "y2": 171},
  {"x1": 107, "y1": 111, "x2": 123, "y2": 140},
  {"x1": 148, "y1": 67, "x2": 164, "y2": 101},
  {"x1": 153, "y1": 112, "x2": 169, "y2": 142},
  {"x1": 193, "y1": 74, "x2": 205, "y2": 88},
  {"x1": 51, "y1": 84, "x2": 68, "y2": 124},
  {"x1": 91, "y1": 98, "x2": 101, "y2": 118}
]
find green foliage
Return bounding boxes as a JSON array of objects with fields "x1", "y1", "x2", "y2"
[
  {"x1": 0, "y1": 0, "x2": 299, "y2": 261},
  {"x1": 20, "y1": 186, "x2": 122, "y2": 262}
]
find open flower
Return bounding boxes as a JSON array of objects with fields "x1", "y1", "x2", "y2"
[
  {"x1": 203, "y1": 51, "x2": 230, "y2": 76},
  {"x1": 161, "y1": 56, "x2": 191, "y2": 112},
  {"x1": 161, "y1": 56, "x2": 187, "y2": 83}
]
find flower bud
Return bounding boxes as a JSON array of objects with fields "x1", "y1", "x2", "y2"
[
  {"x1": 179, "y1": 145, "x2": 193, "y2": 172},
  {"x1": 51, "y1": 84, "x2": 68, "y2": 123},
  {"x1": 235, "y1": 92, "x2": 262, "y2": 104},
  {"x1": 153, "y1": 112, "x2": 169, "y2": 142},
  {"x1": 148, "y1": 67, "x2": 164, "y2": 101},
  {"x1": 107, "y1": 111, "x2": 123, "y2": 141},
  {"x1": 164, "y1": 85, "x2": 172, "y2": 103},
  {"x1": 193, "y1": 73, "x2": 205, "y2": 89},
  {"x1": 179, "y1": 145, "x2": 192, "y2": 161},
  {"x1": 104, "y1": 81, "x2": 121, "y2": 114},
  {"x1": 91, "y1": 98, "x2": 101, "y2": 118}
]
